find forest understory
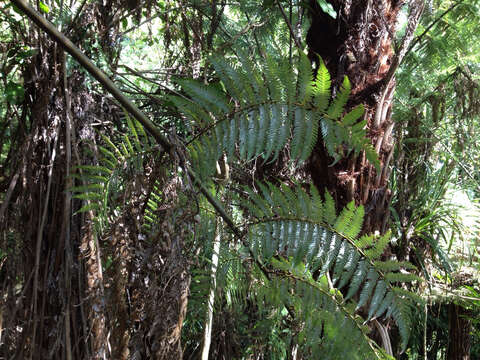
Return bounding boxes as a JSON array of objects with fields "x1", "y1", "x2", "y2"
[{"x1": 0, "y1": 0, "x2": 479, "y2": 359}]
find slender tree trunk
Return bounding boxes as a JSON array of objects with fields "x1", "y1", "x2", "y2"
[
  {"x1": 111, "y1": 222, "x2": 131, "y2": 360},
  {"x1": 447, "y1": 303, "x2": 471, "y2": 360},
  {"x1": 81, "y1": 217, "x2": 107, "y2": 360},
  {"x1": 201, "y1": 219, "x2": 222, "y2": 360},
  {"x1": 202, "y1": 220, "x2": 221, "y2": 360}
]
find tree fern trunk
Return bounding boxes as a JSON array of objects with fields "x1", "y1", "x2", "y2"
[
  {"x1": 81, "y1": 218, "x2": 107, "y2": 360},
  {"x1": 110, "y1": 222, "x2": 131, "y2": 360},
  {"x1": 201, "y1": 218, "x2": 222, "y2": 360},
  {"x1": 306, "y1": 0, "x2": 418, "y2": 233},
  {"x1": 0, "y1": 2, "x2": 123, "y2": 358},
  {"x1": 305, "y1": 1, "x2": 424, "y2": 355}
]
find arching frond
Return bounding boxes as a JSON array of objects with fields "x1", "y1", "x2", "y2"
[
  {"x1": 170, "y1": 52, "x2": 380, "y2": 179},
  {"x1": 241, "y1": 183, "x2": 422, "y2": 352}
]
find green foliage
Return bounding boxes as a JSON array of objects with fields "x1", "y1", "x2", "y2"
[
  {"x1": 38, "y1": 1, "x2": 50, "y2": 14},
  {"x1": 74, "y1": 51, "x2": 416, "y2": 357},
  {"x1": 257, "y1": 266, "x2": 379, "y2": 359},
  {"x1": 71, "y1": 114, "x2": 153, "y2": 231},
  {"x1": 4, "y1": 81, "x2": 24, "y2": 104},
  {"x1": 241, "y1": 183, "x2": 421, "y2": 353},
  {"x1": 4, "y1": 0, "x2": 480, "y2": 358},
  {"x1": 316, "y1": 0, "x2": 337, "y2": 19},
  {"x1": 170, "y1": 52, "x2": 380, "y2": 180}
]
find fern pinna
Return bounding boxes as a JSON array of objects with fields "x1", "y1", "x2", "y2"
[
  {"x1": 170, "y1": 51, "x2": 380, "y2": 180},
  {"x1": 241, "y1": 183, "x2": 421, "y2": 357}
]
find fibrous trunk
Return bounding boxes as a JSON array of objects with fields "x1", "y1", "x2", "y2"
[
  {"x1": 0, "y1": 3, "x2": 119, "y2": 358},
  {"x1": 305, "y1": 0, "x2": 423, "y2": 355},
  {"x1": 306, "y1": 0, "x2": 406, "y2": 233}
]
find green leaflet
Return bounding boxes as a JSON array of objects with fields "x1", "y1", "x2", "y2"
[
  {"x1": 313, "y1": 56, "x2": 331, "y2": 112},
  {"x1": 39, "y1": 1, "x2": 50, "y2": 13},
  {"x1": 328, "y1": 76, "x2": 351, "y2": 119}
]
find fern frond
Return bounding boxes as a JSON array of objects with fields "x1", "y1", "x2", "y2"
[
  {"x1": 334, "y1": 200, "x2": 356, "y2": 233},
  {"x1": 265, "y1": 54, "x2": 283, "y2": 102},
  {"x1": 337, "y1": 248, "x2": 360, "y2": 289},
  {"x1": 70, "y1": 122, "x2": 154, "y2": 231},
  {"x1": 169, "y1": 96, "x2": 214, "y2": 126},
  {"x1": 384, "y1": 272, "x2": 422, "y2": 283},
  {"x1": 310, "y1": 184, "x2": 324, "y2": 220},
  {"x1": 367, "y1": 280, "x2": 388, "y2": 320},
  {"x1": 331, "y1": 242, "x2": 350, "y2": 284},
  {"x1": 356, "y1": 268, "x2": 379, "y2": 309},
  {"x1": 279, "y1": 58, "x2": 297, "y2": 105},
  {"x1": 243, "y1": 183, "x2": 422, "y2": 350},
  {"x1": 313, "y1": 56, "x2": 331, "y2": 112},
  {"x1": 365, "y1": 231, "x2": 391, "y2": 259},
  {"x1": 365, "y1": 144, "x2": 381, "y2": 172},
  {"x1": 388, "y1": 294, "x2": 414, "y2": 351},
  {"x1": 235, "y1": 49, "x2": 264, "y2": 102},
  {"x1": 297, "y1": 52, "x2": 314, "y2": 104},
  {"x1": 179, "y1": 79, "x2": 231, "y2": 114},
  {"x1": 208, "y1": 56, "x2": 245, "y2": 103},
  {"x1": 323, "y1": 191, "x2": 336, "y2": 225},
  {"x1": 345, "y1": 260, "x2": 369, "y2": 300},
  {"x1": 342, "y1": 104, "x2": 365, "y2": 126},
  {"x1": 300, "y1": 111, "x2": 319, "y2": 162},
  {"x1": 264, "y1": 262, "x2": 381, "y2": 359},
  {"x1": 344, "y1": 204, "x2": 365, "y2": 239},
  {"x1": 170, "y1": 52, "x2": 380, "y2": 178},
  {"x1": 355, "y1": 234, "x2": 375, "y2": 249},
  {"x1": 291, "y1": 107, "x2": 307, "y2": 160},
  {"x1": 373, "y1": 260, "x2": 418, "y2": 272}
]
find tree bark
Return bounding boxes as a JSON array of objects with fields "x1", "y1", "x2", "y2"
[
  {"x1": 447, "y1": 303, "x2": 471, "y2": 360},
  {"x1": 201, "y1": 219, "x2": 222, "y2": 360},
  {"x1": 306, "y1": 0, "x2": 423, "y2": 233},
  {"x1": 1, "y1": 2, "x2": 123, "y2": 358}
]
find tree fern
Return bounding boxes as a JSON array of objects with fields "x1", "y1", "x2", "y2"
[
  {"x1": 259, "y1": 258, "x2": 388, "y2": 359},
  {"x1": 240, "y1": 182, "x2": 422, "y2": 352},
  {"x1": 72, "y1": 118, "x2": 408, "y2": 355},
  {"x1": 71, "y1": 47, "x2": 407, "y2": 358}
]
